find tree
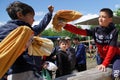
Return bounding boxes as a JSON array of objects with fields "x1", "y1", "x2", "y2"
[
  {"x1": 114, "y1": 8, "x2": 120, "y2": 41},
  {"x1": 41, "y1": 27, "x2": 81, "y2": 39}
]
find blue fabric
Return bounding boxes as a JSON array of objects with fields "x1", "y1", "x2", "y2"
[
  {"x1": 111, "y1": 55, "x2": 120, "y2": 78},
  {"x1": 33, "y1": 12, "x2": 52, "y2": 35},
  {"x1": 96, "y1": 53, "x2": 103, "y2": 65},
  {"x1": 112, "y1": 59, "x2": 120, "y2": 77},
  {"x1": 75, "y1": 43, "x2": 86, "y2": 64}
]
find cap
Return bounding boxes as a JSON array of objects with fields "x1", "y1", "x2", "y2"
[{"x1": 65, "y1": 36, "x2": 71, "y2": 40}]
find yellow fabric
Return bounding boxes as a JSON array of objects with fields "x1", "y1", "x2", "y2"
[
  {"x1": 0, "y1": 26, "x2": 34, "y2": 78},
  {"x1": 28, "y1": 36, "x2": 54, "y2": 56},
  {"x1": 52, "y1": 10, "x2": 83, "y2": 32}
]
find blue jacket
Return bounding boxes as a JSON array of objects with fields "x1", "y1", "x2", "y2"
[
  {"x1": 75, "y1": 43, "x2": 86, "y2": 64},
  {"x1": 0, "y1": 12, "x2": 52, "y2": 74}
]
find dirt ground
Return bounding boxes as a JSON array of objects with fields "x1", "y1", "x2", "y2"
[{"x1": 86, "y1": 55, "x2": 97, "y2": 69}]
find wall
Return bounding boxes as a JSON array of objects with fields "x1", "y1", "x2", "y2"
[{"x1": 55, "y1": 68, "x2": 112, "y2": 80}]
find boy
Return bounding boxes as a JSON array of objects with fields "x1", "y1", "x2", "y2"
[
  {"x1": 60, "y1": 8, "x2": 120, "y2": 79},
  {"x1": 72, "y1": 37, "x2": 87, "y2": 72},
  {"x1": 65, "y1": 37, "x2": 76, "y2": 73},
  {"x1": 56, "y1": 39, "x2": 71, "y2": 77},
  {"x1": 0, "y1": 1, "x2": 54, "y2": 80}
]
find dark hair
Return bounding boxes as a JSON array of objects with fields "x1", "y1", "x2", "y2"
[
  {"x1": 73, "y1": 37, "x2": 80, "y2": 41},
  {"x1": 6, "y1": 1, "x2": 35, "y2": 20},
  {"x1": 100, "y1": 8, "x2": 113, "y2": 18},
  {"x1": 59, "y1": 39, "x2": 68, "y2": 45}
]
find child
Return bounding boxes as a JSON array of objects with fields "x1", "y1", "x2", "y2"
[
  {"x1": 60, "y1": 8, "x2": 120, "y2": 79},
  {"x1": 65, "y1": 37, "x2": 76, "y2": 73},
  {"x1": 72, "y1": 37, "x2": 87, "y2": 72},
  {"x1": 56, "y1": 39, "x2": 71, "y2": 77},
  {"x1": 0, "y1": 1, "x2": 54, "y2": 80}
]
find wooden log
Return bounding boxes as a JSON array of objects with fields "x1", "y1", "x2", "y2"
[{"x1": 55, "y1": 68, "x2": 112, "y2": 80}]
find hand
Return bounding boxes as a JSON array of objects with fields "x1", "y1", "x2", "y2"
[
  {"x1": 96, "y1": 64, "x2": 106, "y2": 72},
  {"x1": 43, "y1": 62, "x2": 49, "y2": 69},
  {"x1": 58, "y1": 20, "x2": 67, "y2": 27},
  {"x1": 48, "y1": 5, "x2": 54, "y2": 13},
  {"x1": 52, "y1": 55, "x2": 56, "y2": 59}
]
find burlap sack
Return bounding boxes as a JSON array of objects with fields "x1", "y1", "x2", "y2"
[
  {"x1": 0, "y1": 26, "x2": 33, "y2": 78},
  {"x1": 28, "y1": 36, "x2": 54, "y2": 56},
  {"x1": 52, "y1": 10, "x2": 82, "y2": 32}
]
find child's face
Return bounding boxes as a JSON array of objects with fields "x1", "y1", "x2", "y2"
[
  {"x1": 98, "y1": 11, "x2": 112, "y2": 27},
  {"x1": 59, "y1": 42, "x2": 68, "y2": 51},
  {"x1": 73, "y1": 40, "x2": 78, "y2": 45},
  {"x1": 18, "y1": 13, "x2": 34, "y2": 26}
]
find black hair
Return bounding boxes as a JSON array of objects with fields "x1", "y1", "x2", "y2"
[
  {"x1": 59, "y1": 39, "x2": 68, "y2": 45},
  {"x1": 100, "y1": 8, "x2": 113, "y2": 18},
  {"x1": 73, "y1": 37, "x2": 80, "y2": 41},
  {"x1": 6, "y1": 1, "x2": 35, "y2": 20}
]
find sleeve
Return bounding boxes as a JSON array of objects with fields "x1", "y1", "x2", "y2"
[
  {"x1": 102, "y1": 29, "x2": 119, "y2": 67},
  {"x1": 33, "y1": 12, "x2": 52, "y2": 36},
  {"x1": 63, "y1": 24, "x2": 87, "y2": 36},
  {"x1": 64, "y1": 24, "x2": 94, "y2": 36}
]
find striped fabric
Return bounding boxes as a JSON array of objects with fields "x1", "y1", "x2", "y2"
[
  {"x1": 0, "y1": 26, "x2": 34, "y2": 78},
  {"x1": 52, "y1": 10, "x2": 82, "y2": 32}
]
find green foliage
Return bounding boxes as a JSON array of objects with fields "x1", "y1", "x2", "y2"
[
  {"x1": 114, "y1": 8, "x2": 120, "y2": 16},
  {"x1": 114, "y1": 8, "x2": 120, "y2": 41},
  {"x1": 41, "y1": 28, "x2": 77, "y2": 38}
]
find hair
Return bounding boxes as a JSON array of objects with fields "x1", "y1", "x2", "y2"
[
  {"x1": 6, "y1": 1, "x2": 35, "y2": 20},
  {"x1": 100, "y1": 8, "x2": 113, "y2": 18},
  {"x1": 73, "y1": 37, "x2": 80, "y2": 41},
  {"x1": 59, "y1": 39, "x2": 68, "y2": 45}
]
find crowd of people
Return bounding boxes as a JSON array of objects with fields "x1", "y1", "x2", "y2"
[
  {"x1": 0, "y1": 1, "x2": 120, "y2": 80},
  {"x1": 45, "y1": 36, "x2": 87, "y2": 78}
]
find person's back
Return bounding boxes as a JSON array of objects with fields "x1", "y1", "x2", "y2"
[
  {"x1": 0, "y1": 1, "x2": 54, "y2": 80},
  {"x1": 76, "y1": 43, "x2": 86, "y2": 64}
]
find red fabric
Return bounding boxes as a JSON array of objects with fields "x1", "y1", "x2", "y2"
[
  {"x1": 96, "y1": 44, "x2": 119, "y2": 67},
  {"x1": 64, "y1": 24, "x2": 87, "y2": 36},
  {"x1": 43, "y1": 56, "x2": 47, "y2": 61}
]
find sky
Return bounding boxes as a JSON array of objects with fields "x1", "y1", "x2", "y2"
[{"x1": 0, "y1": 0, "x2": 120, "y2": 28}]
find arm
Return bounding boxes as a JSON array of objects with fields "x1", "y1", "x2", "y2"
[
  {"x1": 63, "y1": 24, "x2": 88, "y2": 36},
  {"x1": 33, "y1": 6, "x2": 54, "y2": 35},
  {"x1": 102, "y1": 46, "x2": 117, "y2": 67},
  {"x1": 97, "y1": 46, "x2": 117, "y2": 72}
]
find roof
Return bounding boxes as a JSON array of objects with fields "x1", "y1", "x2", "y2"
[{"x1": 75, "y1": 16, "x2": 120, "y2": 25}]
